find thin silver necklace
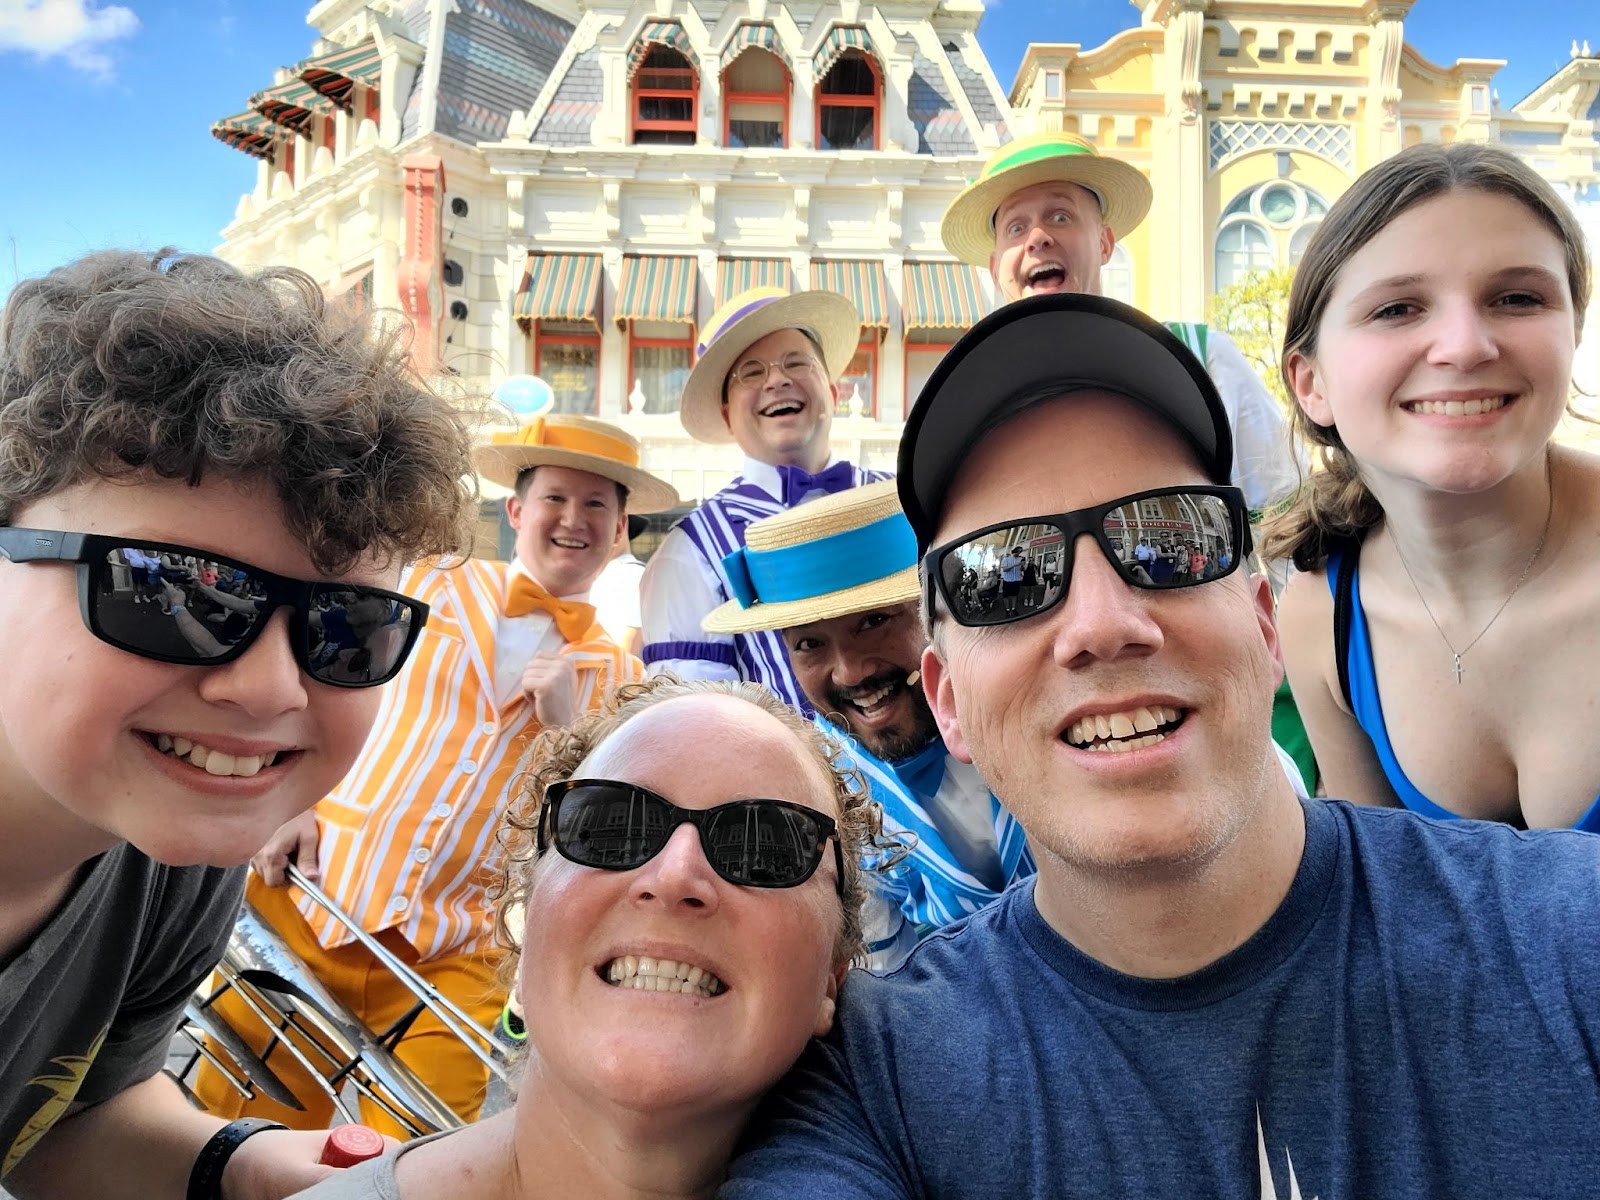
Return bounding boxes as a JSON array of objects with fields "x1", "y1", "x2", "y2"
[{"x1": 1393, "y1": 468, "x2": 1555, "y2": 684}]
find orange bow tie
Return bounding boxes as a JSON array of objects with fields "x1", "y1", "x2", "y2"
[{"x1": 504, "y1": 576, "x2": 596, "y2": 642}]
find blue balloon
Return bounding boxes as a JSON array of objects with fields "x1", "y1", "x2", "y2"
[{"x1": 492, "y1": 375, "x2": 555, "y2": 419}]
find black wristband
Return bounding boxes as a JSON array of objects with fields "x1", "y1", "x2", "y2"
[{"x1": 187, "y1": 1117, "x2": 288, "y2": 1200}]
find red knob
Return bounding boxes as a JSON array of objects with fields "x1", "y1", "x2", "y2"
[{"x1": 318, "y1": 1124, "x2": 386, "y2": 1167}]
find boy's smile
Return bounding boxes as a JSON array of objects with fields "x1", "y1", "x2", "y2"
[{"x1": 0, "y1": 474, "x2": 391, "y2": 872}]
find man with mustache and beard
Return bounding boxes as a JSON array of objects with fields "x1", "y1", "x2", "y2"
[
  {"x1": 704, "y1": 481, "x2": 1033, "y2": 969},
  {"x1": 641, "y1": 288, "x2": 889, "y2": 716}
]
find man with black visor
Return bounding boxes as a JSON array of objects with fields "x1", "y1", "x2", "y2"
[{"x1": 724, "y1": 294, "x2": 1600, "y2": 1200}]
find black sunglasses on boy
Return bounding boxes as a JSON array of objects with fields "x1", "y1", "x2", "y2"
[{"x1": 0, "y1": 528, "x2": 428, "y2": 688}]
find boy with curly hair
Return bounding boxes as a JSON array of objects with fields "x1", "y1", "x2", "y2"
[{"x1": 0, "y1": 249, "x2": 475, "y2": 1200}]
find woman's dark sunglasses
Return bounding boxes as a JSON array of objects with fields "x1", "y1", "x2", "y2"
[
  {"x1": 924, "y1": 486, "x2": 1252, "y2": 629},
  {"x1": 539, "y1": 779, "x2": 843, "y2": 894},
  {"x1": 0, "y1": 529, "x2": 429, "y2": 689}
]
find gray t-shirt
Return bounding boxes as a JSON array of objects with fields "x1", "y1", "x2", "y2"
[
  {"x1": 289, "y1": 1130, "x2": 456, "y2": 1199},
  {"x1": 0, "y1": 844, "x2": 243, "y2": 1180}
]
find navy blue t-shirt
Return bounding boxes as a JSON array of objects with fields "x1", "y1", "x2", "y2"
[{"x1": 724, "y1": 800, "x2": 1600, "y2": 1198}]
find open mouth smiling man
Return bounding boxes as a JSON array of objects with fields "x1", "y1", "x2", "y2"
[{"x1": 640, "y1": 288, "x2": 891, "y2": 715}]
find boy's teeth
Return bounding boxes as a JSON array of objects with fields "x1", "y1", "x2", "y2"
[{"x1": 159, "y1": 737, "x2": 272, "y2": 778}]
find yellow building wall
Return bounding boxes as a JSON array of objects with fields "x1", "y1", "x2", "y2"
[
  {"x1": 1069, "y1": 50, "x2": 1158, "y2": 95},
  {"x1": 1397, "y1": 58, "x2": 1460, "y2": 105}
]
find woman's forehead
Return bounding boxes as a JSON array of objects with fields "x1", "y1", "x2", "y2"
[{"x1": 579, "y1": 696, "x2": 838, "y2": 814}]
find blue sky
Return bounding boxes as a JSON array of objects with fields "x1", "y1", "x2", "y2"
[{"x1": 0, "y1": 0, "x2": 1594, "y2": 294}]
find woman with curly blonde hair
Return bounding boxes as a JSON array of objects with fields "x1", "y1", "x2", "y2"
[
  {"x1": 1267, "y1": 142, "x2": 1599, "y2": 829},
  {"x1": 291, "y1": 675, "x2": 883, "y2": 1200}
]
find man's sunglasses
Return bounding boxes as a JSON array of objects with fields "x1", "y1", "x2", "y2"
[
  {"x1": 924, "y1": 486, "x2": 1252, "y2": 628},
  {"x1": 0, "y1": 528, "x2": 429, "y2": 688},
  {"x1": 538, "y1": 779, "x2": 843, "y2": 894}
]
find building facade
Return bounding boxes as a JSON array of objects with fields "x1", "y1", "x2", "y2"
[
  {"x1": 212, "y1": 0, "x2": 1600, "y2": 532},
  {"x1": 1007, "y1": 0, "x2": 1600, "y2": 396},
  {"x1": 213, "y1": 0, "x2": 1012, "y2": 535}
]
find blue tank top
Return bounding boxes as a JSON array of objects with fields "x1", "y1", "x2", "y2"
[{"x1": 1327, "y1": 541, "x2": 1600, "y2": 832}]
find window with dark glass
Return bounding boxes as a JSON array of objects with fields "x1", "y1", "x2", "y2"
[
  {"x1": 632, "y1": 45, "x2": 698, "y2": 146},
  {"x1": 816, "y1": 51, "x2": 879, "y2": 151}
]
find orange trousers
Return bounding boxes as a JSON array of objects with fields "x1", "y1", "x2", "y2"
[{"x1": 190, "y1": 875, "x2": 505, "y2": 1138}]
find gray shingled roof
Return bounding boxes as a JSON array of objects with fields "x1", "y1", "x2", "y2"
[
  {"x1": 531, "y1": 45, "x2": 601, "y2": 145},
  {"x1": 948, "y1": 41, "x2": 1009, "y2": 143},
  {"x1": 435, "y1": 0, "x2": 575, "y2": 143},
  {"x1": 908, "y1": 48, "x2": 977, "y2": 156}
]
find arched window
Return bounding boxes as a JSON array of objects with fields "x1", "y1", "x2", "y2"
[
  {"x1": 1214, "y1": 223, "x2": 1273, "y2": 292},
  {"x1": 816, "y1": 50, "x2": 880, "y2": 151},
  {"x1": 631, "y1": 45, "x2": 698, "y2": 145},
  {"x1": 1101, "y1": 244, "x2": 1135, "y2": 305},
  {"x1": 723, "y1": 48, "x2": 789, "y2": 148},
  {"x1": 1288, "y1": 222, "x2": 1321, "y2": 266},
  {"x1": 1214, "y1": 180, "x2": 1327, "y2": 291}
]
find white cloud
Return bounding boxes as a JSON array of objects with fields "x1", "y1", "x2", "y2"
[{"x1": 0, "y1": 0, "x2": 141, "y2": 76}]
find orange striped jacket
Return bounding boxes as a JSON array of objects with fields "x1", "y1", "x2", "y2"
[{"x1": 301, "y1": 558, "x2": 642, "y2": 960}]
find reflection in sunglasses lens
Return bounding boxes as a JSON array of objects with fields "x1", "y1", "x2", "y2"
[
  {"x1": 558, "y1": 784, "x2": 671, "y2": 868},
  {"x1": 941, "y1": 492, "x2": 1240, "y2": 626},
  {"x1": 95, "y1": 546, "x2": 264, "y2": 664},
  {"x1": 92, "y1": 546, "x2": 416, "y2": 686},
  {"x1": 308, "y1": 586, "x2": 414, "y2": 685}
]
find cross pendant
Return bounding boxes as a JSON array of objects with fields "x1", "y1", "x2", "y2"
[{"x1": 1452, "y1": 654, "x2": 1464, "y2": 684}]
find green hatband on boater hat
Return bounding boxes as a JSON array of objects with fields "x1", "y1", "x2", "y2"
[{"x1": 941, "y1": 132, "x2": 1154, "y2": 267}]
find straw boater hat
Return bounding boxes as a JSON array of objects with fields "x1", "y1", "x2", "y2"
[
  {"x1": 702, "y1": 480, "x2": 919, "y2": 634},
  {"x1": 679, "y1": 286, "x2": 862, "y2": 445},
  {"x1": 941, "y1": 131, "x2": 1155, "y2": 267},
  {"x1": 472, "y1": 413, "x2": 681, "y2": 513}
]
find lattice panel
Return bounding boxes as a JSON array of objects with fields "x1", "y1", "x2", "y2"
[{"x1": 1208, "y1": 120, "x2": 1353, "y2": 169}]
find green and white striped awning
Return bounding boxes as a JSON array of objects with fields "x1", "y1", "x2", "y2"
[
  {"x1": 615, "y1": 256, "x2": 698, "y2": 327},
  {"x1": 514, "y1": 254, "x2": 604, "y2": 326},
  {"x1": 211, "y1": 112, "x2": 279, "y2": 162},
  {"x1": 627, "y1": 20, "x2": 699, "y2": 80},
  {"x1": 721, "y1": 22, "x2": 791, "y2": 73},
  {"x1": 811, "y1": 260, "x2": 889, "y2": 331},
  {"x1": 300, "y1": 40, "x2": 382, "y2": 112},
  {"x1": 717, "y1": 258, "x2": 794, "y2": 302},
  {"x1": 813, "y1": 26, "x2": 871, "y2": 80},
  {"x1": 250, "y1": 76, "x2": 324, "y2": 135},
  {"x1": 903, "y1": 262, "x2": 986, "y2": 334}
]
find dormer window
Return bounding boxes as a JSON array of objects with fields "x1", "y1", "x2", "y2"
[
  {"x1": 632, "y1": 45, "x2": 698, "y2": 146},
  {"x1": 724, "y1": 46, "x2": 789, "y2": 149},
  {"x1": 816, "y1": 49, "x2": 880, "y2": 151}
]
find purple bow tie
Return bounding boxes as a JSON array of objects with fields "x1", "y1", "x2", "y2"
[{"x1": 777, "y1": 461, "x2": 855, "y2": 508}]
